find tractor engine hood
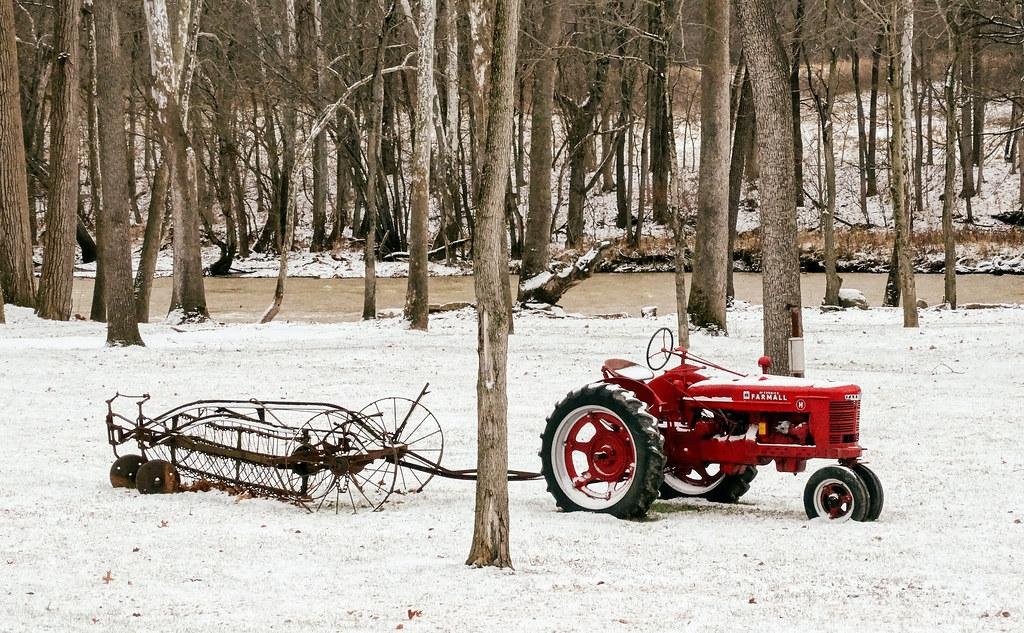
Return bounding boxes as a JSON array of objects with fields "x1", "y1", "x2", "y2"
[{"x1": 685, "y1": 375, "x2": 861, "y2": 403}]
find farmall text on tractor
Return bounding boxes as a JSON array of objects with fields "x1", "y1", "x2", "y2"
[
  {"x1": 104, "y1": 329, "x2": 881, "y2": 522},
  {"x1": 539, "y1": 327, "x2": 883, "y2": 522}
]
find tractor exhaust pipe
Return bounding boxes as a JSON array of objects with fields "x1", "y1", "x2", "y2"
[{"x1": 789, "y1": 306, "x2": 805, "y2": 378}]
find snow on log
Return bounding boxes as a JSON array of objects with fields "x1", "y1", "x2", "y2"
[{"x1": 517, "y1": 240, "x2": 613, "y2": 305}]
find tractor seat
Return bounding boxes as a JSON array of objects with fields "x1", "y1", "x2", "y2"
[{"x1": 602, "y1": 358, "x2": 655, "y2": 381}]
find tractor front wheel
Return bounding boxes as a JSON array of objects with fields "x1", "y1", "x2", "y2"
[
  {"x1": 803, "y1": 465, "x2": 869, "y2": 522},
  {"x1": 540, "y1": 384, "x2": 665, "y2": 519},
  {"x1": 850, "y1": 463, "x2": 884, "y2": 521},
  {"x1": 661, "y1": 465, "x2": 757, "y2": 503}
]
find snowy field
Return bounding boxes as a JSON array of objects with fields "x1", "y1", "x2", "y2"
[{"x1": 1, "y1": 305, "x2": 1022, "y2": 632}]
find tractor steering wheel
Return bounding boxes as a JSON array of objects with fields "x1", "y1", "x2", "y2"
[{"x1": 646, "y1": 327, "x2": 676, "y2": 371}]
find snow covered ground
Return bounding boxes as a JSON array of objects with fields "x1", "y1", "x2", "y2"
[{"x1": 1, "y1": 305, "x2": 1022, "y2": 632}]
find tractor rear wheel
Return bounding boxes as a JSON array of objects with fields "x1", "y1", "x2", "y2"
[
  {"x1": 803, "y1": 465, "x2": 869, "y2": 522},
  {"x1": 540, "y1": 384, "x2": 665, "y2": 519},
  {"x1": 850, "y1": 463, "x2": 884, "y2": 521}
]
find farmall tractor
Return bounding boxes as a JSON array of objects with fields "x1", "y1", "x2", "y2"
[{"x1": 540, "y1": 328, "x2": 883, "y2": 522}]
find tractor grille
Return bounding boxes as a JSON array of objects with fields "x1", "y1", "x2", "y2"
[{"x1": 828, "y1": 401, "x2": 860, "y2": 445}]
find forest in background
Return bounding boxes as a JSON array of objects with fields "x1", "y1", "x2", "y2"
[{"x1": 2, "y1": 0, "x2": 1024, "y2": 335}]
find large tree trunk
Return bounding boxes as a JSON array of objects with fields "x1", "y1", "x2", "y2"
[
  {"x1": 648, "y1": 0, "x2": 670, "y2": 225},
  {"x1": 886, "y1": 0, "x2": 919, "y2": 328},
  {"x1": 0, "y1": 0, "x2": 35, "y2": 307},
  {"x1": 687, "y1": 0, "x2": 730, "y2": 332},
  {"x1": 467, "y1": 0, "x2": 519, "y2": 570},
  {"x1": 35, "y1": 0, "x2": 82, "y2": 321},
  {"x1": 518, "y1": 0, "x2": 562, "y2": 293},
  {"x1": 404, "y1": 0, "x2": 437, "y2": 330},
  {"x1": 942, "y1": 40, "x2": 958, "y2": 309},
  {"x1": 95, "y1": 0, "x2": 143, "y2": 346},
  {"x1": 144, "y1": 0, "x2": 208, "y2": 323},
  {"x1": 363, "y1": 5, "x2": 394, "y2": 320},
  {"x1": 737, "y1": 0, "x2": 801, "y2": 375},
  {"x1": 727, "y1": 70, "x2": 754, "y2": 301}
]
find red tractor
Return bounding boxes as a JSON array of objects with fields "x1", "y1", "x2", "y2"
[{"x1": 540, "y1": 328, "x2": 883, "y2": 522}]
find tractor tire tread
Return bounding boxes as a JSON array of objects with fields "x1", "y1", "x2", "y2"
[{"x1": 540, "y1": 383, "x2": 665, "y2": 520}]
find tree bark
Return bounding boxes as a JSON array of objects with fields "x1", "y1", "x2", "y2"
[
  {"x1": 648, "y1": 0, "x2": 671, "y2": 225},
  {"x1": 885, "y1": 0, "x2": 919, "y2": 327},
  {"x1": 95, "y1": 0, "x2": 143, "y2": 345},
  {"x1": 309, "y1": 0, "x2": 328, "y2": 252},
  {"x1": 687, "y1": 0, "x2": 730, "y2": 332},
  {"x1": 133, "y1": 162, "x2": 168, "y2": 322},
  {"x1": 789, "y1": 0, "x2": 805, "y2": 208},
  {"x1": 727, "y1": 70, "x2": 753, "y2": 301},
  {"x1": 404, "y1": 0, "x2": 437, "y2": 330},
  {"x1": 144, "y1": 0, "x2": 208, "y2": 323},
  {"x1": 363, "y1": 5, "x2": 395, "y2": 320},
  {"x1": 0, "y1": 0, "x2": 35, "y2": 307},
  {"x1": 36, "y1": 0, "x2": 82, "y2": 321},
  {"x1": 866, "y1": 31, "x2": 883, "y2": 197},
  {"x1": 737, "y1": 0, "x2": 801, "y2": 375},
  {"x1": 518, "y1": 0, "x2": 562, "y2": 294},
  {"x1": 941, "y1": 14, "x2": 959, "y2": 309},
  {"x1": 467, "y1": 0, "x2": 519, "y2": 570}
]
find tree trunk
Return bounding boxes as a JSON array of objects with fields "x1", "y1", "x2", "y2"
[
  {"x1": 0, "y1": 0, "x2": 35, "y2": 307},
  {"x1": 404, "y1": 0, "x2": 437, "y2": 330},
  {"x1": 648, "y1": 0, "x2": 670, "y2": 225},
  {"x1": 851, "y1": 14, "x2": 870, "y2": 223},
  {"x1": 518, "y1": 0, "x2": 562, "y2": 293},
  {"x1": 467, "y1": 0, "x2": 519, "y2": 570},
  {"x1": 133, "y1": 162, "x2": 168, "y2": 322},
  {"x1": 688, "y1": 0, "x2": 730, "y2": 331},
  {"x1": 959, "y1": 21, "x2": 976, "y2": 207},
  {"x1": 727, "y1": 70, "x2": 753, "y2": 301},
  {"x1": 737, "y1": 0, "x2": 801, "y2": 375},
  {"x1": 87, "y1": 6, "x2": 105, "y2": 323},
  {"x1": 789, "y1": 0, "x2": 805, "y2": 208},
  {"x1": 886, "y1": 0, "x2": 919, "y2": 328},
  {"x1": 866, "y1": 31, "x2": 883, "y2": 197},
  {"x1": 363, "y1": 5, "x2": 395, "y2": 320},
  {"x1": 36, "y1": 0, "x2": 82, "y2": 321},
  {"x1": 143, "y1": 0, "x2": 208, "y2": 323},
  {"x1": 819, "y1": 45, "x2": 842, "y2": 306},
  {"x1": 941, "y1": 16, "x2": 959, "y2": 309},
  {"x1": 95, "y1": 0, "x2": 143, "y2": 346},
  {"x1": 309, "y1": 0, "x2": 328, "y2": 252}
]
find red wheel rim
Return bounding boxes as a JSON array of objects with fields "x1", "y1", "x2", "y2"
[
  {"x1": 817, "y1": 481, "x2": 855, "y2": 519},
  {"x1": 562, "y1": 410, "x2": 636, "y2": 500}
]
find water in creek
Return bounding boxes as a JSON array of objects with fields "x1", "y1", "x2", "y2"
[{"x1": 70, "y1": 272, "x2": 1024, "y2": 323}]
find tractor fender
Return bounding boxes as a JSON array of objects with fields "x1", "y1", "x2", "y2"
[{"x1": 602, "y1": 377, "x2": 663, "y2": 412}]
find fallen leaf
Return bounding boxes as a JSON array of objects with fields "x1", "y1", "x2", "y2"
[
  {"x1": 158, "y1": 520, "x2": 169, "y2": 528},
  {"x1": 748, "y1": 597, "x2": 757, "y2": 604},
  {"x1": 407, "y1": 609, "x2": 422, "y2": 620},
  {"x1": 102, "y1": 571, "x2": 113, "y2": 584}
]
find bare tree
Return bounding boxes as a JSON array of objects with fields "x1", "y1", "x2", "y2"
[
  {"x1": 737, "y1": 0, "x2": 802, "y2": 375},
  {"x1": 885, "y1": 0, "x2": 919, "y2": 327},
  {"x1": 95, "y1": 0, "x2": 143, "y2": 345},
  {"x1": 518, "y1": 0, "x2": 563, "y2": 295},
  {"x1": 35, "y1": 0, "x2": 82, "y2": 321},
  {"x1": 467, "y1": 0, "x2": 520, "y2": 570},
  {"x1": 807, "y1": 4, "x2": 842, "y2": 306},
  {"x1": 0, "y1": 0, "x2": 35, "y2": 308},
  {"x1": 940, "y1": 6, "x2": 960, "y2": 309},
  {"x1": 404, "y1": 0, "x2": 437, "y2": 330},
  {"x1": 688, "y1": 0, "x2": 731, "y2": 332},
  {"x1": 143, "y1": 0, "x2": 209, "y2": 323}
]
